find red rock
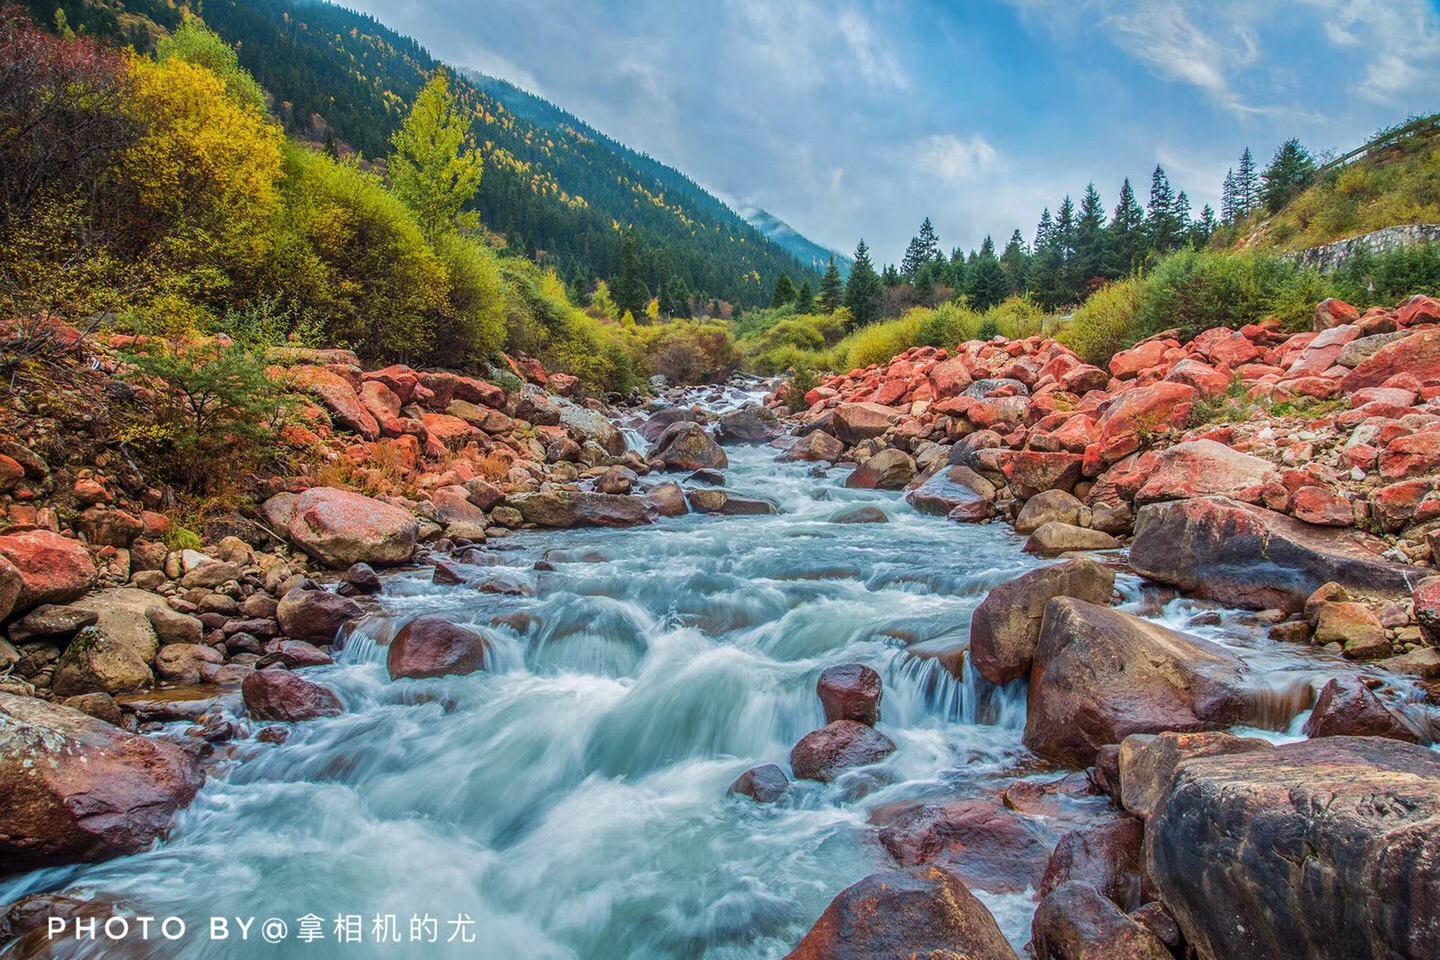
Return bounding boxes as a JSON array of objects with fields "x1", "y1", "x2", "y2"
[
  {"x1": 1416, "y1": 577, "x2": 1440, "y2": 644},
  {"x1": 1032, "y1": 881, "x2": 1171, "y2": 960},
  {"x1": 872, "y1": 379, "x2": 909, "y2": 406},
  {"x1": 1291, "y1": 486, "x2": 1353, "y2": 527},
  {"x1": 286, "y1": 366, "x2": 380, "y2": 440},
  {"x1": 0, "y1": 530, "x2": 95, "y2": 616},
  {"x1": 1165, "y1": 358, "x2": 1231, "y2": 395},
  {"x1": 1061, "y1": 365, "x2": 1111, "y2": 395},
  {"x1": 1314, "y1": 298, "x2": 1360, "y2": 331},
  {"x1": 1302, "y1": 678, "x2": 1422, "y2": 742},
  {"x1": 782, "y1": 866, "x2": 1019, "y2": 960},
  {"x1": 76, "y1": 508, "x2": 144, "y2": 548},
  {"x1": 362, "y1": 364, "x2": 420, "y2": 404},
  {"x1": 1351, "y1": 386, "x2": 1417, "y2": 408},
  {"x1": 242, "y1": 668, "x2": 343, "y2": 722},
  {"x1": 1039, "y1": 818, "x2": 1145, "y2": 908},
  {"x1": 359, "y1": 381, "x2": 404, "y2": 437},
  {"x1": 968, "y1": 396, "x2": 1029, "y2": 430},
  {"x1": 388, "y1": 615, "x2": 490, "y2": 679},
  {"x1": 284, "y1": 488, "x2": 418, "y2": 568},
  {"x1": 830, "y1": 402, "x2": 900, "y2": 444},
  {"x1": 1342, "y1": 327, "x2": 1440, "y2": 391},
  {"x1": 0, "y1": 694, "x2": 204, "y2": 870},
  {"x1": 1134, "y1": 439, "x2": 1284, "y2": 508},
  {"x1": 1096, "y1": 382, "x2": 1198, "y2": 448},
  {"x1": 1370, "y1": 479, "x2": 1438, "y2": 531},
  {"x1": 789, "y1": 720, "x2": 896, "y2": 781},
  {"x1": 1396, "y1": 294, "x2": 1440, "y2": 328},
  {"x1": 1379, "y1": 431, "x2": 1440, "y2": 480},
  {"x1": 1192, "y1": 327, "x2": 1261, "y2": 366},
  {"x1": 422, "y1": 412, "x2": 480, "y2": 447},
  {"x1": 878, "y1": 798, "x2": 1053, "y2": 894},
  {"x1": 1275, "y1": 376, "x2": 1340, "y2": 401},
  {"x1": 1109, "y1": 340, "x2": 1173, "y2": 380},
  {"x1": 999, "y1": 451, "x2": 1085, "y2": 499}
]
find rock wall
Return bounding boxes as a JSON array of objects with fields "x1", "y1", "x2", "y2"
[{"x1": 1292, "y1": 224, "x2": 1440, "y2": 273}]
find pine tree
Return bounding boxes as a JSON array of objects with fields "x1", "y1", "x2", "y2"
[
  {"x1": 1145, "y1": 165, "x2": 1181, "y2": 255},
  {"x1": 389, "y1": 69, "x2": 483, "y2": 239},
  {"x1": 613, "y1": 229, "x2": 649, "y2": 319},
  {"x1": 1221, "y1": 169, "x2": 1239, "y2": 224},
  {"x1": 901, "y1": 217, "x2": 941, "y2": 280},
  {"x1": 818, "y1": 257, "x2": 843, "y2": 312},
  {"x1": 1261, "y1": 139, "x2": 1317, "y2": 213},
  {"x1": 770, "y1": 273, "x2": 797, "y2": 308},
  {"x1": 1235, "y1": 147, "x2": 1259, "y2": 218},
  {"x1": 945, "y1": 247, "x2": 968, "y2": 292},
  {"x1": 1000, "y1": 230, "x2": 1029, "y2": 298},
  {"x1": 660, "y1": 276, "x2": 692, "y2": 318},
  {"x1": 1027, "y1": 208, "x2": 1062, "y2": 308},
  {"x1": 1193, "y1": 204, "x2": 1217, "y2": 246},
  {"x1": 1105, "y1": 178, "x2": 1145, "y2": 276},
  {"x1": 793, "y1": 279, "x2": 814, "y2": 312},
  {"x1": 843, "y1": 239, "x2": 883, "y2": 328},
  {"x1": 1074, "y1": 184, "x2": 1106, "y2": 287},
  {"x1": 966, "y1": 236, "x2": 1010, "y2": 311},
  {"x1": 913, "y1": 262, "x2": 936, "y2": 304},
  {"x1": 1055, "y1": 195, "x2": 1079, "y2": 301},
  {"x1": 1174, "y1": 191, "x2": 1192, "y2": 243}
]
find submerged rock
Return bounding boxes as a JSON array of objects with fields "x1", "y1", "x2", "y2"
[
  {"x1": 241, "y1": 669, "x2": 343, "y2": 722},
  {"x1": 0, "y1": 693, "x2": 204, "y2": 871},
  {"x1": 728, "y1": 763, "x2": 789, "y2": 803},
  {"x1": 789, "y1": 720, "x2": 895, "y2": 782},
  {"x1": 387, "y1": 615, "x2": 490, "y2": 680}
]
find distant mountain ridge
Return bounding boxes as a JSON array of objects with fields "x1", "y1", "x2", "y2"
[
  {"x1": 30, "y1": 0, "x2": 828, "y2": 306},
  {"x1": 743, "y1": 208, "x2": 852, "y2": 276}
]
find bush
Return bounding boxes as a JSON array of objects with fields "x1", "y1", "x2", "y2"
[
  {"x1": 642, "y1": 319, "x2": 739, "y2": 385},
  {"x1": 1331, "y1": 243, "x2": 1440, "y2": 307},
  {"x1": 1133, "y1": 249, "x2": 1325, "y2": 341},
  {"x1": 1062, "y1": 278, "x2": 1143, "y2": 364}
]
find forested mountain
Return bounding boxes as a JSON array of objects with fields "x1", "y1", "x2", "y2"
[
  {"x1": 744, "y1": 208, "x2": 852, "y2": 276},
  {"x1": 28, "y1": 0, "x2": 822, "y2": 307}
]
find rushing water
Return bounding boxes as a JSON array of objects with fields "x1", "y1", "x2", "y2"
[{"x1": 3, "y1": 385, "x2": 1430, "y2": 959}]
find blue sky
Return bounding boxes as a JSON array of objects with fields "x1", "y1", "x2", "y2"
[{"x1": 345, "y1": 0, "x2": 1440, "y2": 264}]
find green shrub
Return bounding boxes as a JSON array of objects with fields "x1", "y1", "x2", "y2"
[
  {"x1": 1062, "y1": 278, "x2": 1143, "y2": 364},
  {"x1": 1331, "y1": 243, "x2": 1440, "y2": 307},
  {"x1": 1134, "y1": 249, "x2": 1325, "y2": 341}
]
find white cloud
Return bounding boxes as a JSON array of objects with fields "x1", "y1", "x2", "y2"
[
  {"x1": 837, "y1": 8, "x2": 908, "y2": 90},
  {"x1": 1299, "y1": 0, "x2": 1440, "y2": 102},
  {"x1": 913, "y1": 133, "x2": 999, "y2": 184}
]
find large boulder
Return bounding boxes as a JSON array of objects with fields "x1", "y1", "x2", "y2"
[
  {"x1": 638, "y1": 407, "x2": 706, "y2": 444},
  {"x1": 843, "y1": 449, "x2": 916, "y2": 490},
  {"x1": 817, "y1": 663, "x2": 882, "y2": 725},
  {"x1": 686, "y1": 489, "x2": 779, "y2": 515},
  {"x1": 1024, "y1": 522, "x2": 1121, "y2": 556},
  {"x1": 0, "y1": 693, "x2": 204, "y2": 870},
  {"x1": 905, "y1": 465, "x2": 996, "y2": 518},
  {"x1": 970, "y1": 559, "x2": 1116, "y2": 685},
  {"x1": 507, "y1": 491, "x2": 652, "y2": 528},
  {"x1": 388, "y1": 615, "x2": 490, "y2": 680},
  {"x1": 1039, "y1": 818, "x2": 1145, "y2": 909},
  {"x1": 1147, "y1": 737, "x2": 1440, "y2": 960},
  {"x1": 713, "y1": 404, "x2": 782, "y2": 444},
  {"x1": 1031, "y1": 882, "x2": 1172, "y2": 960},
  {"x1": 1133, "y1": 439, "x2": 1283, "y2": 507},
  {"x1": 789, "y1": 720, "x2": 895, "y2": 782},
  {"x1": 71, "y1": 588, "x2": 166, "y2": 663},
  {"x1": 241, "y1": 669, "x2": 343, "y2": 722},
  {"x1": 558, "y1": 403, "x2": 626, "y2": 456},
  {"x1": 1118, "y1": 730, "x2": 1273, "y2": 822},
  {"x1": 1015, "y1": 490, "x2": 1085, "y2": 534},
  {"x1": 1340, "y1": 326, "x2": 1440, "y2": 391},
  {"x1": 51, "y1": 626, "x2": 153, "y2": 697},
  {"x1": 648, "y1": 421, "x2": 728, "y2": 471},
  {"x1": 1025, "y1": 599, "x2": 1248, "y2": 766},
  {"x1": 783, "y1": 866, "x2": 1020, "y2": 960},
  {"x1": 729, "y1": 763, "x2": 790, "y2": 803},
  {"x1": 1301, "y1": 678, "x2": 1423, "y2": 743},
  {"x1": 0, "y1": 530, "x2": 95, "y2": 616},
  {"x1": 1130, "y1": 497, "x2": 1417, "y2": 613},
  {"x1": 878, "y1": 798, "x2": 1054, "y2": 893},
  {"x1": 276, "y1": 588, "x2": 363, "y2": 644},
  {"x1": 830, "y1": 402, "x2": 900, "y2": 445},
  {"x1": 286, "y1": 365, "x2": 380, "y2": 440},
  {"x1": 284, "y1": 488, "x2": 418, "y2": 568},
  {"x1": 781, "y1": 430, "x2": 844, "y2": 464}
]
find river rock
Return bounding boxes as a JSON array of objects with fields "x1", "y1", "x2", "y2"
[
  {"x1": 782, "y1": 866, "x2": 1019, "y2": 960},
  {"x1": 276, "y1": 588, "x2": 363, "y2": 644},
  {"x1": 877, "y1": 798, "x2": 1053, "y2": 893},
  {"x1": 1118, "y1": 730, "x2": 1272, "y2": 822},
  {"x1": 282, "y1": 487, "x2": 418, "y2": 568},
  {"x1": 1031, "y1": 881, "x2": 1172, "y2": 960},
  {"x1": 830, "y1": 402, "x2": 901, "y2": 445},
  {"x1": 6, "y1": 604, "x2": 99, "y2": 644},
  {"x1": 1039, "y1": 818, "x2": 1145, "y2": 909},
  {"x1": 789, "y1": 720, "x2": 895, "y2": 782},
  {"x1": 388, "y1": 615, "x2": 490, "y2": 680},
  {"x1": 0, "y1": 693, "x2": 204, "y2": 870},
  {"x1": 638, "y1": 407, "x2": 706, "y2": 443},
  {"x1": 1015, "y1": 490, "x2": 1085, "y2": 534},
  {"x1": 508, "y1": 491, "x2": 652, "y2": 528},
  {"x1": 1147, "y1": 736, "x2": 1440, "y2": 960},
  {"x1": 1302, "y1": 677, "x2": 1423, "y2": 742},
  {"x1": 1025, "y1": 599, "x2": 1248, "y2": 766},
  {"x1": 829, "y1": 505, "x2": 888, "y2": 524},
  {"x1": 648, "y1": 421, "x2": 728, "y2": 471},
  {"x1": 154, "y1": 643, "x2": 223, "y2": 684},
  {"x1": 241, "y1": 668, "x2": 343, "y2": 722},
  {"x1": 51, "y1": 626, "x2": 153, "y2": 697},
  {"x1": 781, "y1": 430, "x2": 844, "y2": 463},
  {"x1": 686, "y1": 489, "x2": 779, "y2": 515},
  {"x1": 147, "y1": 605, "x2": 204, "y2": 646},
  {"x1": 728, "y1": 763, "x2": 789, "y2": 803},
  {"x1": 1414, "y1": 576, "x2": 1440, "y2": 644},
  {"x1": 643, "y1": 482, "x2": 689, "y2": 518},
  {"x1": 844, "y1": 449, "x2": 916, "y2": 490},
  {"x1": 259, "y1": 639, "x2": 334, "y2": 669},
  {"x1": 713, "y1": 404, "x2": 782, "y2": 444},
  {"x1": 0, "y1": 530, "x2": 96, "y2": 616},
  {"x1": 1133, "y1": 439, "x2": 1284, "y2": 507},
  {"x1": 341, "y1": 562, "x2": 383, "y2": 595},
  {"x1": 905, "y1": 465, "x2": 996, "y2": 517},
  {"x1": 1024, "y1": 522, "x2": 1121, "y2": 556},
  {"x1": 970, "y1": 559, "x2": 1115, "y2": 685},
  {"x1": 1129, "y1": 496, "x2": 1416, "y2": 613},
  {"x1": 596, "y1": 465, "x2": 639, "y2": 495},
  {"x1": 558, "y1": 403, "x2": 626, "y2": 455},
  {"x1": 817, "y1": 663, "x2": 882, "y2": 725}
]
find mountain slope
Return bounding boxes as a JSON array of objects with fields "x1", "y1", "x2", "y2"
[
  {"x1": 37, "y1": 0, "x2": 823, "y2": 307},
  {"x1": 743, "y1": 208, "x2": 852, "y2": 276}
]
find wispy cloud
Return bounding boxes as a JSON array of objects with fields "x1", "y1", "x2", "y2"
[
  {"x1": 1298, "y1": 0, "x2": 1440, "y2": 102},
  {"x1": 912, "y1": 134, "x2": 999, "y2": 184}
]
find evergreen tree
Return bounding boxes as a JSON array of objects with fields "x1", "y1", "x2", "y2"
[
  {"x1": 1105, "y1": 178, "x2": 1145, "y2": 276},
  {"x1": 1235, "y1": 147, "x2": 1259, "y2": 218},
  {"x1": 999, "y1": 230, "x2": 1029, "y2": 297},
  {"x1": 1074, "y1": 184, "x2": 1106, "y2": 287},
  {"x1": 913, "y1": 262, "x2": 936, "y2": 304},
  {"x1": 818, "y1": 257, "x2": 843, "y2": 312},
  {"x1": 1055, "y1": 195, "x2": 1079, "y2": 301},
  {"x1": 900, "y1": 216, "x2": 941, "y2": 279},
  {"x1": 613, "y1": 229, "x2": 649, "y2": 318},
  {"x1": 1261, "y1": 139, "x2": 1317, "y2": 213},
  {"x1": 1027, "y1": 208, "x2": 1062, "y2": 308},
  {"x1": 1145, "y1": 165, "x2": 1182, "y2": 255},
  {"x1": 1193, "y1": 204, "x2": 1217, "y2": 246},
  {"x1": 1174, "y1": 190, "x2": 1192, "y2": 242},
  {"x1": 770, "y1": 273, "x2": 797, "y2": 308},
  {"x1": 793, "y1": 279, "x2": 814, "y2": 312},
  {"x1": 881, "y1": 263, "x2": 902, "y2": 286},
  {"x1": 843, "y1": 239, "x2": 883, "y2": 328},
  {"x1": 966, "y1": 236, "x2": 1010, "y2": 311},
  {"x1": 660, "y1": 275, "x2": 692, "y2": 318},
  {"x1": 944, "y1": 247, "x2": 968, "y2": 292},
  {"x1": 389, "y1": 69, "x2": 483, "y2": 239},
  {"x1": 1220, "y1": 169, "x2": 1239, "y2": 224}
]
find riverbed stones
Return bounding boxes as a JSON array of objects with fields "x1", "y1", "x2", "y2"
[
  {"x1": 728, "y1": 763, "x2": 789, "y2": 803},
  {"x1": 844, "y1": 449, "x2": 916, "y2": 490},
  {"x1": 1031, "y1": 881, "x2": 1172, "y2": 960},
  {"x1": 877, "y1": 798, "x2": 1053, "y2": 894},
  {"x1": 829, "y1": 505, "x2": 888, "y2": 524},
  {"x1": 0, "y1": 530, "x2": 96, "y2": 616},
  {"x1": 5, "y1": 604, "x2": 98, "y2": 645},
  {"x1": 789, "y1": 720, "x2": 896, "y2": 782},
  {"x1": 648, "y1": 421, "x2": 728, "y2": 471},
  {"x1": 713, "y1": 404, "x2": 781, "y2": 444},
  {"x1": 1025, "y1": 600, "x2": 1248, "y2": 766},
  {"x1": 276, "y1": 588, "x2": 363, "y2": 644},
  {"x1": 970, "y1": 559, "x2": 1115, "y2": 685},
  {"x1": 781, "y1": 430, "x2": 844, "y2": 463},
  {"x1": 387, "y1": 615, "x2": 490, "y2": 680},
  {"x1": 817, "y1": 663, "x2": 882, "y2": 725},
  {"x1": 1038, "y1": 818, "x2": 1145, "y2": 909},
  {"x1": 0, "y1": 693, "x2": 204, "y2": 870},
  {"x1": 783, "y1": 865, "x2": 1020, "y2": 960},
  {"x1": 1302, "y1": 678, "x2": 1423, "y2": 742},
  {"x1": 685, "y1": 489, "x2": 778, "y2": 515},
  {"x1": 1147, "y1": 736, "x2": 1440, "y2": 960},
  {"x1": 1023, "y1": 522, "x2": 1121, "y2": 556},
  {"x1": 830, "y1": 402, "x2": 901, "y2": 445},
  {"x1": 1129, "y1": 496, "x2": 1417, "y2": 612},
  {"x1": 51, "y1": 626, "x2": 153, "y2": 697},
  {"x1": 241, "y1": 668, "x2": 343, "y2": 722},
  {"x1": 1118, "y1": 731, "x2": 1275, "y2": 822},
  {"x1": 154, "y1": 643, "x2": 223, "y2": 684},
  {"x1": 1414, "y1": 576, "x2": 1440, "y2": 644},
  {"x1": 904, "y1": 465, "x2": 995, "y2": 517},
  {"x1": 281, "y1": 487, "x2": 418, "y2": 568},
  {"x1": 1014, "y1": 490, "x2": 1086, "y2": 534}
]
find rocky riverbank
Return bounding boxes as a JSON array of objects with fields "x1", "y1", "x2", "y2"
[{"x1": 4, "y1": 298, "x2": 1440, "y2": 959}]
